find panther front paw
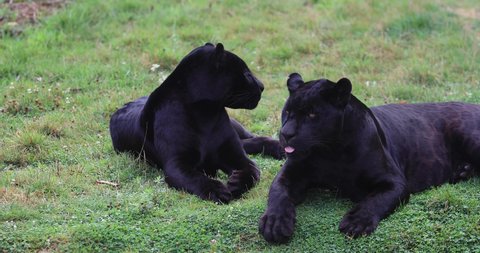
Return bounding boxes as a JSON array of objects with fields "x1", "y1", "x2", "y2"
[
  {"x1": 259, "y1": 210, "x2": 295, "y2": 244},
  {"x1": 339, "y1": 207, "x2": 379, "y2": 238},
  {"x1": 200, "y1": 180, "x2": 232, "y2": 204},
  {"x1": 227, "y1": 168, "x2": 260, "y2": 199}
]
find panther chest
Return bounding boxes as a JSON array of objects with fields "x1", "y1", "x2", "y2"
[
  {"x1": 197, "y1": 135, "x2": 226, "y2": 160},
  {"x1": 191, "y1": 137, "x2": 235, "y2": 177},
  {"x1": 193, "y1": 124, "x2": 239, "y2": 170},
  {"x1": 304, "y1": 159, "x2": 362, "y2": 200}
]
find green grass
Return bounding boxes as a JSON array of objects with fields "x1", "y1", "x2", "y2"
[{"x1": 1, "y1": 0, "x2": 480, "y2": 252}]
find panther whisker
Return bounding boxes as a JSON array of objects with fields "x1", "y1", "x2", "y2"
[{"x1": 225, "y1": 93, "x2": 259, "y2": 108}]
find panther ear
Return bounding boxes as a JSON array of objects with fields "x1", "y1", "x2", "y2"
[
  {"x1": 213, "y1": 43, "x2": 225, "y2": 69},
  {"x1": 215, "y1": 43, "x2": 224, "y2": 54},
  {"x1": 287, "y1": 73, "x2": 304, "y2": 93},
  {"x1": 335, "y1": 77, "x2": 352, "y2": 107},
  {"x1": 204, "y1": 42, "x2": 214, "y2": 47}
]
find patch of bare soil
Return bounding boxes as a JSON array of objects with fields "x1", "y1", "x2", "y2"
[
  {"x1": 450, "y1": 7, "x2": 480, "y2": 20},
  {"x1": 0, "y1": 0, "x2": 67, "y2": 36},
  {"x1": 447, "y1": 7, "x2": 480, "y2": 40}
]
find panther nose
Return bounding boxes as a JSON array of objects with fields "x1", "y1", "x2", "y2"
[
  {"x1": 281, "y1": 130, "x2": 295, "y2": 142},
  {"x1": 247, "y1": 72, "x2": 264, "y2": 92},
  {"x1": 258, "y1": 80, "x2": 264, "y2": 92}
]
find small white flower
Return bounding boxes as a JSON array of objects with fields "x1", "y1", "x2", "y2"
[
  {"x1": 150, "y1": 64, "x2": 160, "y2": 72},
  {"x1": 27, "y1": 88, "x2": 32, "y2": 93}
]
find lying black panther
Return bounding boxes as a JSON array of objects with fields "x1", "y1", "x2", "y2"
[
  {"x1": 110, "y1": 43, "x2": 282, "y2": 203},
  {"x1": 259, "y1": 73, "x2": 480, "y2": 243}
]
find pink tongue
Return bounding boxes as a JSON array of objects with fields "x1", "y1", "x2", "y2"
[{"x1": 284, "y1": 146, "x2": 295, "y2": 154}]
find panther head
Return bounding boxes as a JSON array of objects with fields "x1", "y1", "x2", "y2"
[
  {"x1": 280, "y1": 73, "x2": 352, "y2": 159},
  {"x1": 171, "y1": 43, "x2": 264, "y2": 109}
]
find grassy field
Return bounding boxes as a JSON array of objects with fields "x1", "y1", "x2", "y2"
[{"x1": 1, "y1": 0, "x2": 480, "y2": 252}]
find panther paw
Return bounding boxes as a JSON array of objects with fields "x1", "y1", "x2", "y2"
[
  {"x1": 259, "y1": 210, "x2": 295, "y2": 244},
  {"x1": 339, "y1": 207, "x2": 379, "y2": 238},
  {"x1": 227, "y1": 168, "x2": 260, "y2": 199},
  {"x1": 201, "y1": 180, "x2": 232, "y2": 204}
]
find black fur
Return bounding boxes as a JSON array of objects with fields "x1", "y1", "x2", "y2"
[
  {"x1": 259, "y1": 73, "x2": 480, "y2": 243},
  {"x1": 110, "y1": 43, "x2": 282, "y2": 203}
]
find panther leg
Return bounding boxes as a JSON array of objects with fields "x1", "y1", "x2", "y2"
[
  {"x1": 242, "y1": 137, "x2": 285, "y2": 160},
  {"x1": 163, "y1": 159, "x2": 232, "y2": 204},
  {"x1": 461, "y1": 130, "x2": 480, "y2": 175},
  {"x1": 217, "y1": 138, "x2": 261, "y2": 199},
  {"x1": 231, "y1": 118, "x2": 284, "y2": 160},
  {"x1": 339, "y1": 176, "x2": 408, "y2": 238},
  {"x1": 259, "y1": 162, "x2": 310, "y2": 243}
]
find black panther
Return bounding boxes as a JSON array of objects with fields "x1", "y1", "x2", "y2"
[
  {"x1": 110, "y1": 43, "x2": 282, "y2": 203},
  {"x1": 259, "y1": 73, "x2": 479, "y2": 243}
]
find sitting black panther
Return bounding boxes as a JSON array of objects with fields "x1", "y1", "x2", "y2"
[
  {"x1": 110, "y1": 43, "x2": 282, "y2": 203},
  {"x1": 259, "y1": 73, "x2": 480, "y2": 243}
]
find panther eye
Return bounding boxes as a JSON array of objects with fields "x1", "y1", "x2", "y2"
[{"x1": 308, "y1": 113, "x2": 316, "y2": 118}]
